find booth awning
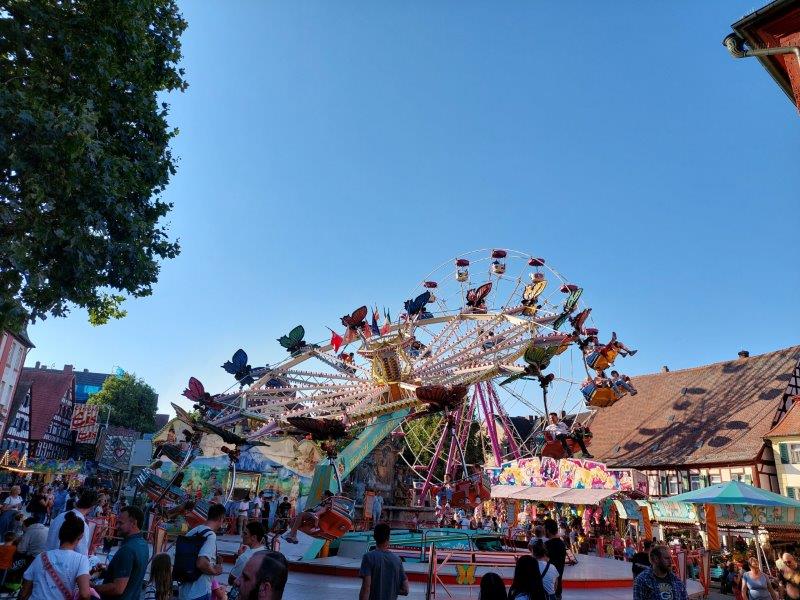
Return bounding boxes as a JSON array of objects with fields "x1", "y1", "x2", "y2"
[
  {"x1": 614, "y1": 499, "x2": 643, "y2": 520},
  {"x1": 490, "y1": 485, "x2": 529, "y2": 499},
  {"x1": 490, "y1": 486, "x2": 618, "y2": 505}
]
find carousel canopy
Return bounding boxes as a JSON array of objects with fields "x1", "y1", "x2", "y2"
[
  {"x1": 490, "y1": 485, "x2": 618, "y2": 505},
  {"x1": 668, "y1": 481, "x2": 800, "y2": 508}
]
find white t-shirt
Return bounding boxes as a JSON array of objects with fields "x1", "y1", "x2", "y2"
[
  {"x1": 178, "y1": 525, "x2": 217, "y2": 600},
  {"x1": 238, "y1": 501, "x2": 249, "y2": 514},
  {"x1": 230, "y1": 545, "x2": 266, "y2": 580},
  {"x1": 46, "y1": 509, "x2": 90, "y2": 556},
  {"x1": 545, "y1": 421, "x2": 569, "y2": 436},
  {"x1": 538, "y1": 559, "x2": 559, "y2": 595},
  {"x1": 23, "y1": 548, "x2": 90, "y2": 600},
  {"x1": 3, "y1": 495, "x2": 22, "y2": 509}
]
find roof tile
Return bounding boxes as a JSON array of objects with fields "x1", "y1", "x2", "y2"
[{"x1": 590, "y1": 346, "x2": 800, "y2": 468}]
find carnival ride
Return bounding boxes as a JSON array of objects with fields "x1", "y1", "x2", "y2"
[{"x1": 142, "y1": 248, "x2": 637, "y2": 553}]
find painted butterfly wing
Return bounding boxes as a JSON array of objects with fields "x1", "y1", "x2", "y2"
[
  {"x1": 341, "y1": 305, "x2": 368, "y2": 329},
  {"x1": 551, "y1": 312, "x2": 570, "y2": 331},
  {"x1": 286, "y1": 416, "x2": 347, "y2": 440},
  {"x1": 222, "y1": 349, "x2": 248, "y2": 374},
  {"x1": 405, "y1": 290, "x2": 432, "y2": 316},
  {"x1": 522, "y1": 280, "x2": 547, "y2": 306},
  {"x1": 466, "y1": 282, "x2": 492, "y2": 307},
  {"x1": 278, "y1": 325, "x2": 306, "y2": 352},
  {"x1": 182, "y1": 377, "x2": 205, "y2": 401},
  {"x1": 564, "y1": 288, "x2": 583, "y2": 313}
]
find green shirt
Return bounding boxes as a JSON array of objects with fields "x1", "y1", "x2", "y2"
[{"x1": 101, "y1": 532, "x2": 149, "y2": 600}]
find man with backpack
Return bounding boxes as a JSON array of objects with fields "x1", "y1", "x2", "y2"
[{"x1": 175, "y1": 503, "x2": 226, "y2": 600}]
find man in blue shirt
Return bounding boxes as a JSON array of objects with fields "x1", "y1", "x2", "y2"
[
  {"x1": 633, "y1": 545, "x2": 688, "y2": 600},
  {"x1": 94, "y1": 506, "x2": 149, "y2": 600}
]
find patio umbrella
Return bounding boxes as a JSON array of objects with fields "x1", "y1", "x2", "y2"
[
  {"x1": 668, "y1": 480, "x2": 800, "y2": 508},
  {"x1": 668, "y1": 480, "x2": 800, "y2": 569}
]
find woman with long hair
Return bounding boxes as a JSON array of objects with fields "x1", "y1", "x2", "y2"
[
  {"x1": 143, "y1": 553, "x2": 173, "y2": 600},
  {"x1": 479, "y1": 572, "x2": 507, "y2": 600},
  {"x1": 19, "y1": 511, "x2": 92, "y2": 600},
  {"x1": 508, "y1": 555, "x2": 546, "y2": 600}
]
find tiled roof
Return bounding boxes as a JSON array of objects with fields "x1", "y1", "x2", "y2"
[
  {"x1": 766, "y1": 400, "x2": 800, "y2": 438},
  {"x1": 154, "y1": 413, "x2": 170, "y2": 431},
  {"x1": 22, "y1": 368, "x2": 74, "y2": 441},
  {"x1": 590, "y1": 346, "x2": 800, "y2": 468}
]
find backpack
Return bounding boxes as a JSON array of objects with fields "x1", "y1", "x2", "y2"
[{"x1": 173, "y1": 527, "x2": 212, "y2": 583}]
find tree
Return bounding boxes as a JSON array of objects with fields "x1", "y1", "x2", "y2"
[
  {"x1": 0, "y1": 0, "x2": 187, "y2": 330},
  {"x1": 402, "y1": 414, "x2": 485, "y2": 481},
  {"x1": 88, "y1": 372, "x2": 159, "y2": 433}
]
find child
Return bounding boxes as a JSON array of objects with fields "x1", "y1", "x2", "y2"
[
  {"x1": 610, "y1": 370, "x2": 638, "y2": 395},
  {"x1": 143, "y1": 553, "x2": 172, "y2": 600}
]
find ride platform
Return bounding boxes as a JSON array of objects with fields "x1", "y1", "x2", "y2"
[{"x1": 220, "y1": 529, "x2": 702, "y2": 597}]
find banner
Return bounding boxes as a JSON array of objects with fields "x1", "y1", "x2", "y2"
[
  {"x1": 71, "y1": 405, "x2": 99, "y2": 430},
  {"x1": 705, "y1": 503, "x2": 720, "y2": 551},
  {"x1": 75, "y1": 424, "x2": 100, "y2": 444},
  {"x1": 640, "y1": 505, "x2": 653, "y2": 540}
]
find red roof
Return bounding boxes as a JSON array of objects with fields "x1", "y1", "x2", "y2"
[
  {"x1": 22, "y1": 368, "x2": 75, "y2": 441},
  {"x1": 590, "y1": 346, "x2": 800, "y2": 468},
  {"x1": 766, "y1": 399, "x2": 800, "y2": 438}
]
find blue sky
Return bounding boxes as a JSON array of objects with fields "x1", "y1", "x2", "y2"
[{"x1": 28, "y1": 2, "x2": 800, "y2": 417}]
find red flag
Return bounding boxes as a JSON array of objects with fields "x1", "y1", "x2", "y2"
[
  {"x1": 362, "y1": 322, "x2": 372, "y2": 339},
  {"x1": 328, "y1": 328, "x2": 343, "y2": 352}
]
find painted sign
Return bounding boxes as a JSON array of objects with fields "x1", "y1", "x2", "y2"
[
  {"x1": 648, "y1": 500, "x2": 700, "y2": 524},
  {"x1": 486, "y1": 457, "x2": 646, "y2": 491},
  {"x1": 97, "y1": 434, "x2": 136, "y2": 471},
  {"x1": 71, "y1": 405, "x2": 100, "y2": 443},
  {"x1": 717, "y1": 504, "x2": 800, "y2": 526}
]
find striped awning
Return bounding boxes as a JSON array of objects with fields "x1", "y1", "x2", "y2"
[{"x1": 490, "y1": 485, "x2": 618, "y2": 505}]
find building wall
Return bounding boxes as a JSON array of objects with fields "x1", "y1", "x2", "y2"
[
  {"x1": 1, "y1": 385, "x2": 31, "y2": 456},
  {"x1": 0, "y1": 332, "x2": 30, "y2": 437},
  {"x1": 769, "y1": 437, "x2": 800, "y2": 497},
  {"x1": 641, "y1": 462, "x2": 779, "y2": 497},
  {"x1": 32, "y1": 387, "x2": 74, "y2": 460}
]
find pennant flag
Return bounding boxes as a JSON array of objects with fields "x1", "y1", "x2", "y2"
[
  {"x1": 381, "y1": 309, "x2": 392, "y2": 335},
  {"x1": 362, "y1": 322, "x2": 372, "y2": 339},
  {"x1": 371, "y1": 307, "x2": 381, "y2": 336},
  {"x1": 328, "y1": 328, "x2": 343, "y2": 352}
]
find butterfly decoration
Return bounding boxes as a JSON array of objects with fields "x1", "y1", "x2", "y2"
[
  {"x1": 341, "y1": 306, "x2": 368, "y2": 330},
  {"x1": 499, "y1": 345, "x2": 558, "y2": 386},
  {"x1": 278, "y1": 325, "x2": 316, "y2": 356},
  {"x1": 286, "y1": 416, "x2": 347, "y2": 441},
  {"x1": 415, "y1": 384, "x2": 468, "y2": 413},
  {"x1": 563, "y1": 287, "x2": 583, "y2": 314},
  {"x1": 340, "y1": 306, "x2": 368, "y2": 345},
  {"x1": 404, "y1": 291, "x2": 431, "y2": 317},
  {"x1": 222, "y1": 349, "x2": 255, "y2": 386},
  {"x1": 465, "y1": 282, "x2": 492, "y2": 310},
  {"x1": 182, "y1": 377, "x2": 224, "y2": 415},
  {"x1": 569, "y1": 308, "x2": 592, "y2": 333},
  {"x1": 521, "y1": 279, "x2": 547, "y2": 310}
]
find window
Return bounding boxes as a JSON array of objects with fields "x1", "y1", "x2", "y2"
[
  {"x1": 668, "y1": 476, "x2": 679, "y2": 495},
  {"x1": 690, "y1": 475, "x2": 702, "y2": 490},
  {"x1": 710, "y1": 475, "x2": 722, "y2": 485},
  {"x1": 789, "y1": 444, "x2": 800, "y2": 464}
]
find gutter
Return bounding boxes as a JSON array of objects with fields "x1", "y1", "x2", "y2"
[{"x1": 723, "y1": 33, "x2": 800, "y2": 104}]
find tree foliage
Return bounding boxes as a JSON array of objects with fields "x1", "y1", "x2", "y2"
[
  {"x1": 402, "y1": 414, "x2": 485, "y2": 481},
  {"x1": 0, "y1": 0, "x2": 187, "y2": 329},
  {"x1": 87, "y1": 372, "x2": 159, "y2": 433}
]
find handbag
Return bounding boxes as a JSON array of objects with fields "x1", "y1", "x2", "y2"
[{"x1": 40, "y1": 551, "x2": 77, "y2": 600}]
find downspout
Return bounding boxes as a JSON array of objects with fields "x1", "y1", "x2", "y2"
[{"x1": 723, "y1": 33, "x2": 800, "y2": 68}]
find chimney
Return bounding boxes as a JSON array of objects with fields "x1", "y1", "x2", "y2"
[
  {"x1": 738, "y1": 350, "x2": 750, "y2": 359},
  {"x1": 662, "y1": 365, "x2": 670, "y2": 372},
  {"x1": 34, "y1": 361, "x2": 40, "y2": 369},
  {"x1": 83, "y1": 368, "x2": 88, "y2": 372},
  {"x1": 63, "y1": 364, "x2": 73, "y2": 373}
]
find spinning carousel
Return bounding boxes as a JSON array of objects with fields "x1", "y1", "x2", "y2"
[{"x1": 142, "y1": 249, "x2": 637, "y2": 544}]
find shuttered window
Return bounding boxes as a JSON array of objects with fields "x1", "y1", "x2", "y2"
[
  {"x1": 780, "y1": 443, "x2": 790, "y2": 464},
  {"x1": 788, "y1": 487, "x2": 796, "y2": 499}
]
